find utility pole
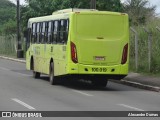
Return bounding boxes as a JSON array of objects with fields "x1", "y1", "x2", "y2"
[
  {"x1": 90, "y1": 0, "x2": 96, "y2": 9},
  {"x1": 143, "y1": 27, "x2": 152, "y2": 72},
  {"x1": 130, "y1": 27, "x2": 138, "y2": 71},
  {"x1": 17, "y1": 0, "x2": 23, "y2": 58}
]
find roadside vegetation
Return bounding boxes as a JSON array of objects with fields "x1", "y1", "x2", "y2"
[
  {"x1": 123, "y1": 0, "x2": 160, "y2": 74},
  {"x1": 0, "y1": 0, "x2": 16, "y2": 35},
  {"x1": 0, "y1": 0, "x2": 160, "y2": 74},
  {"x1": 0, "y1": 0, "x2": 17, "y2": 56},
  {"x1": 129, "y1": 18, "x2": 160, "y2": 74}
]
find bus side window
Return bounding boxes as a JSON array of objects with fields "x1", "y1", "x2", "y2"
[
  {"x1": 59, "y1": 19, "x2": 69, "y2": 44},
  {"x1": 57, "y1": 20, "x2": 61, "y2": 44},
  {"x1": 31, "y1": 23, "x2": 36, "y2": 43},
  {"x1": 51, "y1": 21, "x2": 55, "y2": 44},
  {"x1": 41, "y1": 22, "x2": 46, "y2": 44},
  {"x1": 59, "y1": 20, "x2": 65, "y2": 44},
  {"x1": 39, "y1": 22, "x2": 42, "y2": 43},
  {"x1": 48, "y1": 21, "x2": 52, "y2": 44},
  {"x1": 36, "y1": 23, "x2": 40, "y2": 43},
  {"x1": 53, "y1": 21, "x2": 58, "y2": 44},
  {"x1": 64, "y1": 19, "x2": 69, "y2": 43},
  {"x1": 35, "y1": 23, "x2": 38, "y2": 43},
  {"x1": 45, "y1": 22, "x2": 49, "y2": 43},
  {"x1": 66, "y1": 19, "x2": 69, "y2": 41}
]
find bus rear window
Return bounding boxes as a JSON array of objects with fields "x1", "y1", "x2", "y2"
[{"x1": 76, "y1": 14, "x2": 126, "y2": 40}]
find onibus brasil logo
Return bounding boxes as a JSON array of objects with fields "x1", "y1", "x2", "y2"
[{"x1": 2, "y1": 112, "x2": 42, "y2": 118}]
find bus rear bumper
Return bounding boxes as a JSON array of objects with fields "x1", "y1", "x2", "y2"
[{"x1": 67, "y1": 63, "x2": 128, "y2": 80}]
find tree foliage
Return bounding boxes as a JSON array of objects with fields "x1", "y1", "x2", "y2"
[
  {"x1": 123, "y1": 0, "x2": 156, "y2": 26},
  {"x1": 0, "y1": 0, "x2": 16, "y2": 34},
  {"x1": 3, "y1": 19, "x2": 17, "y2": 35},
  {"x1": 21, "y1": 0, "x2": 122, "y2": 30},
  {"x1": 96, "y1": 0, "x2": 122, "y2": 12},
  {"x1": 0, "y1": 0, "x2": 157, "y2": 34}
]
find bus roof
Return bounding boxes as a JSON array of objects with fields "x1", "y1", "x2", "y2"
[
  {"x1": 52, "y1": 8, "x2": 98, "y2": 15},
  {"x1": 28, "y1": 8, "x2": 128, "y2": 28},
  {"x1": 28, "y1": 9, "x2": 97, "y2": 24}
]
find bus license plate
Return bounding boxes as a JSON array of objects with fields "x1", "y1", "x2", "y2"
[{"x1": 92, "y1": 68, "x2": 107, "y2": 72}]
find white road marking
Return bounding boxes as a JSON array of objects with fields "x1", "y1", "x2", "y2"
[
  {"x1": 0, "y1": 67, "x2": 10, "y2": 71},
  {"x1": 118, "y1": 104, "x2": 145, "y2": 111},
  {"x1": 12, "y1": 98, "x2": 36, "y2": 110},
  {"x1": 72, "y1": 90, "x2": 93, "y2": 97}
]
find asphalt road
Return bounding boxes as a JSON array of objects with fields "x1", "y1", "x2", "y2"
[{"x1": 0, "y1": 58, "x2": 159, "y2": 120}]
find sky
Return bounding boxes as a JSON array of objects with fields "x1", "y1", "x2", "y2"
[
  {"x1": 9, "y1": 0, "x2": 26, "y2": 5},
  {"x1": 9, "y1": 0, "x2": 160, "y2": 14}
]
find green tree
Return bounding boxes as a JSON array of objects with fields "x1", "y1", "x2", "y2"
[
  {"x1": 123, "y1": 0, "x2": 156, "y2": 25},
  {"x1": 2, "y1": 19, "x2": 17, "y2": 35},
  {"x1": 21, "y1": 0, "x2": 123, "y2": 30},
  {"x1": 0, "y1": 0, "x2": 16, "y2": 34},
  {"x1": 96, "y1": 0, "x2": 123, "y2": 12}
]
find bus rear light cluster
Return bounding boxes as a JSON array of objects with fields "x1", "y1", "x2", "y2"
[
  {"x1": 121, "y1": 43, "x2": 128, "y2": 64},
  {"x1": 71, "y1": 42, "x2": 78, "y2": 63}
]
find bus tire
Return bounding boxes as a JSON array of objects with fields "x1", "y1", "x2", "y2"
[
  {"x1": 49, "y1": 62, "x2": 57, "y2": 85},
  {"x1": 92, "y1": 79, "x2": 108, "y2": 87},
  {"x1": 33, "y1": 71, "x2": 40, "y2": 78},
  {"x1": 32, "y1": 59, "x2": 40, "y2": 78}
]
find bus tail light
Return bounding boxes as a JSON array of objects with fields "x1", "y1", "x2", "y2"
[
  {"x1": 121, "y1": 43, "x2": 128, "y2": 64},
  {"x1": 71, "y1": 42, "x2": 78, "y2": 63}
]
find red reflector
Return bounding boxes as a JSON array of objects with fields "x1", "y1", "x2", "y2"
[
  {"x1": 71, "y1": 42, "x2": 78, "y2": 63},
  {"x1": 121, "y1": 43, "x2": 128, "y2": 64}
]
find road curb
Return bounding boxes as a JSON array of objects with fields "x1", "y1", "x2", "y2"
[
  {"x1": 0, "y1": 56, "x2": 26, "y2": 63},
  {"x1": 110, "y1": 79, "x2": 160, "y2": 92}
]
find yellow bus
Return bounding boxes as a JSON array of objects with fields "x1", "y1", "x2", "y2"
[{"x1": 25, "y1": 9, "x2": 129, "y2": 87}]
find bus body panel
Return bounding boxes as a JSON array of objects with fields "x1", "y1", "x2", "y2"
[
  {"x1": 66, "y1": 12, "x2": 129, "y2": 76},
  {"x1": 26, "y1": 49, "x2": 31, "y2": 70},
  {"x1": 71, "y1": 13, "x2": 129, "y2": 65}
]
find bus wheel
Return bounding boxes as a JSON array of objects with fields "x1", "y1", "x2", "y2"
[
  {"x1": 33, "y1": 71, "x2": 40, "y2": 78},
  {"x1": 32, "y1": 60, "x2": 40, "y2": 78},
  {"x1": 92, "y1": 79, "x2": 108, "y2": 87},
  {"x1": 49, "y1": 62, "x2": 57, "y2": 85}
]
